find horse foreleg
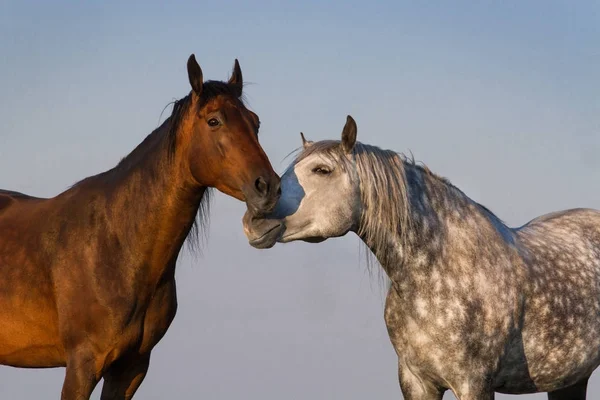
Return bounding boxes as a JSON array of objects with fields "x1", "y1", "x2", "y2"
[
  {"x1": 454, "y1": 391, "x2": 495, "y2": 400},
  {"x1": 100, "y1": 353, "x2": 151, "y2": 400},
  {"x1": 398, "y1": 362, "x2": 445, "y2": 400},
  {"x1": 451, "y1": 379, "x2": 495, "y2": 400},
  {"x1": 548, "y1": 378, "x2": 589, "y2": 400},
  {"x1": 61, "y1": 350, "x2": 103, "y2": 400}
]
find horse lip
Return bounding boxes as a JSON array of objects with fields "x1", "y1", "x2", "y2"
[
  {"x1": 279, "y1": 223, "x2": 311, "y2": 241},
  {"x1": 249, "y1": 221, "x2": 283, "y2": 248}
]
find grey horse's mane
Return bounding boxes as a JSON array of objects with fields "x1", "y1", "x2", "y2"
[
  {"x1": 293, "y1": 140, "x2": 508, "y2": 274},
  {"x1": 293, "y1": 140, "x2": 426, "y2": 271}
]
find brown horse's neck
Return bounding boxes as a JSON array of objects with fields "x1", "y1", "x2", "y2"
[{"x1": 69, "y1": 112, "x2": 206, "y2": 286}]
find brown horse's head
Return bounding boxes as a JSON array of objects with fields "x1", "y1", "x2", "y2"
[{"x1": 174, "y1": 54, "x2": 280, "y2": 214}]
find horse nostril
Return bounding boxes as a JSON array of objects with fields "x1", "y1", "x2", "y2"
[
  {"x1": 255, "y1": 177, "x2": 268, "y2": 197},
  {"x1": 277, "y1": 185, "x2": 282, "y2": 196}
]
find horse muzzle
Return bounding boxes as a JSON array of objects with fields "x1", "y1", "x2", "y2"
[
  {"x1": 242, "y1": 210, "x2": 285, "y2": 249},
  {"x1": 243, "y1": 174, "x2": 281, "y2": 216}
]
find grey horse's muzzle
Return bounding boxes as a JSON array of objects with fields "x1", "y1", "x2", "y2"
[{"x1": 242, "y1": 210, "x2": 284, "y2": 249}]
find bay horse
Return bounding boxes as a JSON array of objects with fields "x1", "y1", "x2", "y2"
[
  {"x1": 244, "y1": 115, "x2": 600, "y2": 399},
  {"x1": 0, "y1": 55, "x2": 280, "y2": 399}
]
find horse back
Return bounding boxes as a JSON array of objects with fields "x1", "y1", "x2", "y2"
[
  {"x1": 517, "y1": 208, "x2": 600, "y2": 231},
  {"x1": 0, "y1": 187, "x2": 52, "y2": 272},
  {"x1": 516, "y1": 208, "x2": 600, "y2": 270},
  {"x1": 0, "y1": 189, "x2": 45, "y2": 211}
]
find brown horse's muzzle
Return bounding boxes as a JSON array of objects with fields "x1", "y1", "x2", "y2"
[{"x1": 243, "y1": 173, "x2": 281, "y2": 216}]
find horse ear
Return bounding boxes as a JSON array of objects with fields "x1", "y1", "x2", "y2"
[
  {"x1": 228, "y1": 59, "x2": 243, "y2": 97},
  {"x1": 187, "y1": 54, "x2": 203, "y2": 97},
  {"x1": 300, "y1": 132, "x2": 313, "y2": 149},
  {"x1": 341, "y1": 115, "x2": 357, "y2": 153}
]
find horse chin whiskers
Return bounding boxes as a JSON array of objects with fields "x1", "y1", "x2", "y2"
[
  {"x1": 279, "y1": 222, "x2": 314, "y2": 242},
  {"x1": 248, "y1": 221, "x2": 283, "y2": 249}
]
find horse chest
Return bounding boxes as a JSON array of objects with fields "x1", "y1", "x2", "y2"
[
  {"x1": 136, "y1": 279, "x2": 178, "y2": 354},
  {"x1": 76, "y1": 279, "x2": 178, "y2": 357}
]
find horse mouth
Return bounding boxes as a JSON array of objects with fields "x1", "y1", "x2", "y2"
[
  {"x1": 248, "y1": 221, "x2": 284, "y2": 249},
  {"x1": 280, "y1": 231, "x2": 326, "y2": 243}
]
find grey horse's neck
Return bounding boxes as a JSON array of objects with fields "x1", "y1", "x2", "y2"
[{"x1": 357, "y1": 161, "x2": 511, "y2": 283}]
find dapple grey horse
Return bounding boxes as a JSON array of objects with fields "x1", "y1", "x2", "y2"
[{"x1": 243, "y1": 115, "x2": 600, "y2": 399}]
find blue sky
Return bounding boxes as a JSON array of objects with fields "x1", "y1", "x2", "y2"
[{"x1": 0, "y1": 1, "x2": 599, "y2": 398}]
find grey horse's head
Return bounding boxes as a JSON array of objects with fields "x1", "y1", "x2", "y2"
[{"x1": 243, "y1": 116, "x2": 362, "y2": 248}]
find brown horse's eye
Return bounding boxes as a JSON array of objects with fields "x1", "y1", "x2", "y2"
[
  {"x1": 312, "y1": 166, "x2": 332, "y2": 175},
  {"x1": 207, "y1": 118, "x2": 220, "y2": 127}
]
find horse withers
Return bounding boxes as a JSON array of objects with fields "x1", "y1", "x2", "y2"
[
  {"x1": 244, "y1": 115, "x2": 600, "y2": 400},
  {"x1": 0, "y1": 55, "x2": 279, "y2": 399}
]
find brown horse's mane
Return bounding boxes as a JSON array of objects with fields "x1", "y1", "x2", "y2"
[
  {"x1": 69, "y1": 80, "x2": 245, "y2": 255},
  {"x1": 166, "y1": 81, "x2": 245, "y2": 254}
]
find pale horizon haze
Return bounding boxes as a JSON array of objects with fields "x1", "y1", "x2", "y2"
[{"x1": 1, "y1": 1, "x2": 599, "y2": 399}]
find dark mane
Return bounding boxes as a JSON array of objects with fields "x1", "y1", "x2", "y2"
[
  {"x1": 70, "y1": 81, "x2": 245, "y2": 255},
  {"x1": 166, "y1": 82, "x2": 241, "y2": 254},
  {"x1": 168, "y1": 81, "x2": 245, "y2": 254},
  {"x1": 186, "y1": 186, "x2": 212, "y2": 256}
]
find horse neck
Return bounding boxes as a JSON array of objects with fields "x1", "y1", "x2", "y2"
[
  {"x1": 75, "y1": 114, "x2": 205, "y2": 284},
  {"x1": 358, "y1": 162, "x2": 495, "y2": 283}
]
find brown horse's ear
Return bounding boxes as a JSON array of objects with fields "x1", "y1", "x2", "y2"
[
  {"x1": 300, "y1": 132, "x2": 313, "y2": 149},
  {"x1": 228, "y1": 59, "x2": 243, "y2": 97},
  {"x1": 187, "y1": 54, "x2": 203, "y2": 97},
  {"x1": 341, "y1": 115, "x2": 357, "y2": 153}
]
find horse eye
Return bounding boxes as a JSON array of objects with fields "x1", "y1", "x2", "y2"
[
  {"x1": 312, "y1": 166, "x2": 332, "y2": 175},
  {"x1": 207, "y1": 118, "x2": 220, "y2": 127}
]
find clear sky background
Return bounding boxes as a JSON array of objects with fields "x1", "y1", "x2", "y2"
[{"x1": 1, "y1": 1, "x2": 599, "y2": 398}]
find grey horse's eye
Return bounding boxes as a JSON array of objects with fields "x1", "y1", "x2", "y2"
[{"x1": 312, "y1": 166, "x2": 332, "y2": 175}]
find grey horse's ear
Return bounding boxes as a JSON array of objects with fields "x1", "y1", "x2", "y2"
[
  {"x1": 341, "y1": 115, "x2": 357, "y2": 153},
  {"x1": 300, "y1": 132, "x2": 313, "y2": 149}
]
